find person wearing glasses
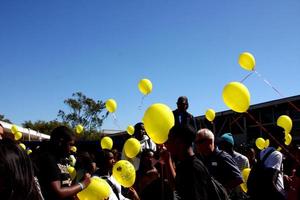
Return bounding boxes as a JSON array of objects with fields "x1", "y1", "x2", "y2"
[{"x1": 194, "y1": 128, "x2": 242, "y2": 196}]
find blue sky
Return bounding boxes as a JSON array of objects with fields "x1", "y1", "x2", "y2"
[{"x1": 1, "y1": 0, "x2": 300, "y2": 131}]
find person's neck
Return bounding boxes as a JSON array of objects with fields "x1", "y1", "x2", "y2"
[{"x1": 179, "y1": 147, "x2": 195, "y2": 160}]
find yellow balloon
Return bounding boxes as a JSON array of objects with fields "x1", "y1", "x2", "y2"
[
  {"x1": 205, "y1": 109, "x2": 216, "y2": 122},
  {"x1": 264, "y1": 139, "x2": 270, "y2": 148},
  {"x1": 105, "y1": 99, "x2": 117, "y2": 113},
  {"x1": 14, "y1": 131, "x2": 22, "y2": 141},
  {"x1": 277, "y1": 115, "x2": 293, "y2": 133},
  {"x1": 77, "y1": 177, "x2": 111, "y2": 200},
  {"x1": 112, "y1": 160, "x2": 136, "y2": 188},
  {"x1": 238, "y1": 52, "x2": 256, "y2": 71},
  {"x1": 255, "y1": 137, "x2": 265, "y2": 150},
  {"x1": 138, "y1": 79, "x2": 153, "y2": 95},
  {"x1": 11, "y1": 125, "x2": 18, "y2": 134},
  {"x1": 124, "y1": 138, "x2": 141, "y2": 158},
  {"x1": 143, "y1": 103, "x2": 175, "y2": 144},
  {"x1": 71, "y1": 146, "x2": 77, "y2": 153},
  {"x1": 76, "y1": 124, "x2": 84, "y2": 134},
  {"x1": 19, "y1": 143, "x2": 26, "y2": 150},
  {"x1": 222, "y1": 82, "x2": 251, "y2": 113},
  {"x1": 67, "y1": 166, "x2": 77, "y2": 181},
  {"x1": 27, "y1": 149, "x2": 32, "y2": 155},
  {"x1": 126, "y1": 125, "x2": 135, "y2": 135},
  {"x1": 101, "y1": 137, "x2": 113, "y2": 150},
  {"x1": 285, "y1": 133, "x2": 292, "y2": 145},
  {"x1": 241, "y1": 168, "x2": 251, "y2": 192}
]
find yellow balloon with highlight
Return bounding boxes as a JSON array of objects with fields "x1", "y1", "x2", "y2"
[
  {"x1": 67, "y1": 166, "x2": 77, "y2": 181},
  {"x1": 285, "y1": 134, "x2": 292, "y2": 146},
  {"x1": 19, "y1": 143, "x2": 26, "y2": 150},
  {"x1": 27, "y1": 149, "x2": 32, "y2": 155},
  {"x1": 71, "y1": 146, "x2": 77, "y2": 153},
  {"x1": 277, "y1": 115, "x2": 292, "y2": 133},
  {"x1": 101, "y1": 137, "x2": 113, "y2": 150},
  {"x1": 138, "y1": 79, "x2": 153, "y2": 95},
  {"x1": 222, "y1": 82, "x2": 251, "y2": 113},
  {"x1": 205, "y1": 109, "x2": 216, "y2": 122},
  {"x1": 126, "y1": 125, "x2": 135, "y2": 135},
  {"x1": 76, "y1": 124, "x2": 84, "y2": 134},
  {"x1": 241, "y1": 168, "x2": 251, "y2": 192},
  {"x1": 143, "y1": 103, "x2": 175, "y2": 144},
  {"x1": 264, "y1": 139, "x2": 270, "y2": 148},
  {"x1": 255, "y1": 137, "x2": 265, "y2": 150},
  {"x1": 11, "y1": 125, "x2": 18, "y2": 134},
  {"x1": 77, "y1": 177, "x2": 111, "y2": 200},
  {"x1": 105, "y1": 99, "x2": 117, "y2": 113},
  {"x1": 124, "y1": 138, "x2": 141, "y2": 158},
  {"x1": 112, "y1": 160, "x2": 136, "y2": 188},
  {"x1": 14, "y1": 131, "x2": 22, "y2": 141},
  {"x1": 239, "y1": 52, "x2": 256, "y2": 71}
]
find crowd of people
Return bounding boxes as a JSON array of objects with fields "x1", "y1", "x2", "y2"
[{"x1": 1, "y1": 96, "x2": 300, "y2": 200}]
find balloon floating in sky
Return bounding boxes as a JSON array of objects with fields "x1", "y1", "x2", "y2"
[
  {"x1": 143, "y1": 103, "x2": 175, "y2": 144},
  {"x1": 222, "y1": 82, "x2": 251, "y2": 113},
  {"x1": 77, "y1": 177, "x2": 111, "y2": 200},
  {"x1": 105, "y1": 99, "x2": 117, "y2": 113},
  {"x1": 138, "y1": 79, "x2": 153, "y2": 95},
  {"x1": 101, "y1": 136, "x2": 113, "y2": 150},
  {"x1": 75, "y1": 124, "x2": 84, "y2": 134},
  {"x1": 112, "y1": 160, "x2": 136, "y2": 188},
  {"x1": 277, "y1": 115, "x2": 292, "y2": 133},
  {"x1": 205, "y1": 109, "x2": 216, "y2": 122},
  {"x1": 239, "y1": 52, "x2": 256, "y2": 71},
  {"x1": 126, "y1": 125, "x2": 135, "y2": 135}
]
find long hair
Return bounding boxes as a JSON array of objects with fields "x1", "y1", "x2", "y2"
[{"x1": 0, "y1": 139, "x2": 43, "y2": 200}]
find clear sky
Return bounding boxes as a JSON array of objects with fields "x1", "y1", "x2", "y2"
[{"x1": 1, "y1": 0, "x2": 300, "y2": 131}]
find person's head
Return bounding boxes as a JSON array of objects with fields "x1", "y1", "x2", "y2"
[
  {"x1": 50, "y1": 126, "x2": 75, "y2": 157},
  {"x1": 166, "y1": 125, "x2": 196, "y2": 160},
  {"x1": 195, "y1": 128, "x2": 215, "y2": 156},
  {"x1": 95, "y1": 149, "x2": 115, "y2": 173},
  {"x1": 176, "y1": 96, "x2": 189, "y2": 112},
  {"x1": 75, "y1": 152, "x2": 96, "y2": 174},
  {"x1": 134, "y1": 122, "x2": 146, "y2": 140},
  {"x1": 219, "y1": 133, "x2": 234, "y2": 154},
  {"x1": 267, "y1": 125, "x2": 285, "y2": 148},
  {"x1": 139, "y1": 149, "x2": 156, "y2": 171},
  {"x1": 0, "y1": 123, "x2": 4, "y2": 140},
  {"x1": 0, "y1": 139, "x2": 42, "y2": 200}
]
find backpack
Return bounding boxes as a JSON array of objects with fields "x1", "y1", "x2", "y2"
[{"x1": 247, "y1": 149, "x2": 285, "y2": 200}]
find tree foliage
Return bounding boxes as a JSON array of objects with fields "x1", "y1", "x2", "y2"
[
  {"x1": 22, "y1": 120, "x2": 67, "y2": 135},
  {"x1": 0, "y1": 114, "x2": 12, "y2": 123},
  {"x1": 58, "y1": 92, "x2": 108, "y2": 132}
]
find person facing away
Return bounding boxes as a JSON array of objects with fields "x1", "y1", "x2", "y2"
[
  {"x1": 194, "y1": 128, "x2": 243, "y2": 194},
  {"x1": 248, "y1": 125, "x2": 287, "y2": 200},
  {"x1": 34, "y1": 126, "x2": 90, "y2": 200},
  {"x1": 0, "y1": 138, "x2": 43, "y2": 200},
  {"x1": 172, "y1": 96, "x2": 197, "y2": 131},
  {"x1": 165, "y1": 125, "x2": 215, "y2": 200}
]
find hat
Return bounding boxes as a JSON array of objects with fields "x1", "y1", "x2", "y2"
[{"x1": 220, "y1": 133, "x2": 234, "y2": 146}]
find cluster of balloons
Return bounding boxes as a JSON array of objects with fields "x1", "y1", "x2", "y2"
[
  {"x1": 77, "y1": 177, "x2": 111, "y2": 200},
  {"x1": 277, "y1": 115, "x2": 293, "y2": 145}
]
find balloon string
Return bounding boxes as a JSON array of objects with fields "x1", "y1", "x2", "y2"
[
  {"x1": 138, "y1": 95, "x2": 146, "y2": 110},
  {"x1": 240, "y1": 72, "x2": 254, "y2": 83},
  {"x1": 254, "y1": 70, "x2": 300, "y2": 112},
  {"x1": 112, "y1": 113, "x2": 121, "y2": 129},
  {"x1": 246, "y1": 111, "x2": 300, "y2": 165}
]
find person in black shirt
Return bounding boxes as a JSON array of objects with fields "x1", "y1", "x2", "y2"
[
  {"x1": 165, "y1": 125, "x2": 212, "y2": 200},
  {"x1": 173, "y1": 96, "x2": 197, "y2": 131},
  {"x1": 34, "y1": 126, "x2": 90, "y2": 200}
]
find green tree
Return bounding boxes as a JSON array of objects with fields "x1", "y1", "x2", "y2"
[
  {"x1": 22, "y1": 120, "x2": 68, "y2": 135},
  {"x1": 58, "y1": 92, "x2": 108, "y2": 132},
  {"x1": 0, "y1": 114, "x2": 12, "y2": 123}
]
